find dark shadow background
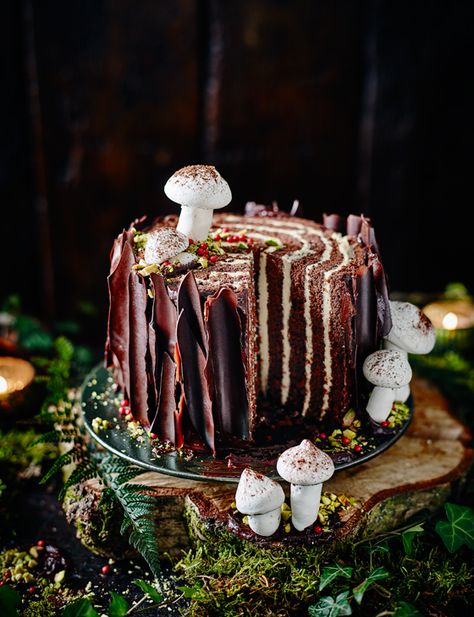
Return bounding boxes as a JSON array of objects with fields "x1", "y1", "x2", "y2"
[{"x1": 2, "y1": 0, "x2": 473, "y2": 332}]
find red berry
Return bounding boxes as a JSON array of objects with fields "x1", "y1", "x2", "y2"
[
  {"x1": 238, "y1": 235, "x2": 246, "y2": 242},
  {"x1": 197, "y1": 247, "x2": 206, "y2": 256},
  {"x1": 122, "y1": 399, "x2": 129, "y2": 407},
  {"x1": 27, "y1": 586, "x2": 37, "y2": 594},
  {"x1": 101, "y1": 565, "x2": 110, "y2": 575},
  {"x1": 162, "y1": 260, "x2": 170, "y2": 267},
  {"x1": 188, "y1": 238, "x2": 194, "y2": 245},
  {"x1": 354, "y1": 444, "x2": 362, "y2": 453},
  {"x1": 222, "y1": 227, "x2": 229, "y2": 233},
  {"x1": 314, "y1": 525, "x2": 323, "y2": 534},
  {"x1": 381, "y1": 421, "x2": 389, "y2": 427},
  {"x1": 150, "y1": 433, "x2": 158, "y2": 439},
  {"x1": 4, "y1": 570, "x2": 11, "y2": 579},
  {"x1": 319, "y1": 433, "x2": 327, "y2": 440},
  {"x1": 248, "y1": 237, "x2": 254, "y2": 244},
  {"x1": 200, "y1": 242, "x2": 208, "y2": 249},
  {"x1": 0, "y1": 581, "x2": 4, "y2": 586},
  {"x1": 37, "y1": 540, "x2": 45, "y2": 548},
  {"x1": 210, "y1": 255, "x2": 218, "y2": 263},
  {"x1": 341, "y1": 436, "x2": 351, "y2": 445},
  {"x1": 214, "y1": 234, "x2": 221, "y2": 241}
]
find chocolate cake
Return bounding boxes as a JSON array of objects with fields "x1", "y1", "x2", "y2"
[{"x1": 105, "y1": 165, "x2": 391, "y2": 455}]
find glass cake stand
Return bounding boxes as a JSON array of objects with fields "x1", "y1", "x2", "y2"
[{"x1": 80, "y1": 365, "x2": 413, "y2": 483}]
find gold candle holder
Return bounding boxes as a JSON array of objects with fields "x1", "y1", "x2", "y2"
[
  {"x1": 422, "y1": 300, "x2": 474, "y2": 355},
  {"x1": 0, "y1": 356, "x2": 36, "y2": 414}
]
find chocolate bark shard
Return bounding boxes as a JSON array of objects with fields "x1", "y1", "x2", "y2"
[
  {"x1": 106, "y1": 241, "x2": 135, "y2": 398},
  {"x1": 149, "y1": 351, "x2": 177, "y2": 443},
  {"x1": 176, "y1": 308, "x2": 215, "y2": 453},
  {"x1": 150, "y1": 273, "x2": 177, "y2": 355},
  {"x1": 346, "y1": 214, "x2": 362, "y2": 237},
  {"x1": 370, "y1": 254, "x2": 392, "y2": 337},
  {"x1": 129, "y1": 270, "x2": 150, "y2": 427},
  {"x1": 323, "y1": 213, "x2": 345, "y2": 232},
  {"x1": 177, "y1": 271, "x2": 207, "y2": 355},
  {"x1": 204, "y1": 287, "x2": 249, "y2": 440}
]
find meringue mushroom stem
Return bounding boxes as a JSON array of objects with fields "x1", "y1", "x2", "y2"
[
  {"x1": 290, "y1": 483, "x2": 323, "y2": 531},
  {"x1": 248, "y1": 507, "x2": 282, "y2": 537},
  {"x1": 394, "y1": 383, "x2": 410, "y2": 403},
  {"x1": 383, "y1": 339, "x2": 408, "y2": 356},
  {"x1": 177, "y1": 206, "x2": 213, "y2": 241},
  {"x1": 366, "y1": 386, "x2": 395, "y2": 423}
]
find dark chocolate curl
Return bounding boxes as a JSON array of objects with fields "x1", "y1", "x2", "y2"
[
  {"x1": 177, "y1": 272, "x2": 207, "y2": 355},
  {"x1": 129, "y1": 270, "x2": 150, "y2": 427},
  {"x1": 151, "y1": 273, "x2": 177, "y2": 355},
  {"x1": 359, "y1": 216, "x2": 379, "y2": 252},
  {"x1": 176, "y1": 309, "x2": 215, "y2": 453},
  {"x1": 106, "y1": 242, "x2": 135, "y2": 398},
  {"x1": 204, "y1": 288, "x2": 249, "y2": 439},
  {"x1": 323, "y1": 213, "x2": 345, "y2": 232},
  {"x1": 149, "y1": 352, "x2": 177, "y2": 443},
  {"x1": 346, "y1": 215, "x2": 362, "y2": 237}
]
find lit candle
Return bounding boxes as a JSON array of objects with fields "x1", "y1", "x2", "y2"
[
  {"x1": 0, "y1": 357, "x2": 35, "y2": 406},
  {"x1": 423, "y1": 300, "x2": 474, "y2": 354}
]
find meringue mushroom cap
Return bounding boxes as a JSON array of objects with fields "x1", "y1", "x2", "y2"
[
  {"x1": 235, "y1": 468, "x2": 285, "y2": 515},
  {"x1": 164, "y1": 164, "x2": 232, "y2": 210},
  {"x1": 363, "y1": 349, "x2": 412, "y2": 388},
  {"x1": 386, "y1": 301, "x2": 436, "y2": 354},
  {"x1": 144, "y1": 228, "x2": 188, "y2": 264},
  {"x1": 276, "y1": 439, "x2": 335, "y2": 486}
]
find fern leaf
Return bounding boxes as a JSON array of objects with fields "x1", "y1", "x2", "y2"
[
  {"x1": 40, "y1": 447, "x2": 79, "y2": 485},
  {"x1": 128, "y1": 528, "x2": 161, "y2": 579},
  {"x1": 59, "y1": 460, "x2": 98, "y2": 499}
]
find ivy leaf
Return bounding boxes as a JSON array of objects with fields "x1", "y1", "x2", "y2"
[
  {"x1": 352, "y1": 566, "x2": 389, "y2": 605},
  {"x1": 62, "y1": 598, "x2": 99, "y2": 617},
  {"x1": 308, "y1": 590, "x2": 352, "y2": 616},
  {"x1": 394, "y1": 600, "x2": 424, "y2": 616},
  {"x1": 132, "y1": 579, "x2": 162, "y2": 603},
  {"x1": 319, "y1": 564, "x2": 353, "y2": 591},
  {"x1": 401, "y1": 524, "x2": 424, "y2": 555},
  {"x1": 177, "y1": 582, "x2": 203, "y2": 598},
  {"x1": 0, "y1": 585, "x2": 21, "y2": 617},
  {"x1": 107, "y1": 592, "x2": 129, "y2": 617},
  {"x1": 435, "y1": 503, "x2": 474, "y2": 553}
]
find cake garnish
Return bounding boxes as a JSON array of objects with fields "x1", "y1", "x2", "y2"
[
  {"x1": 164, "y1": 164, "x2": 232, "y2": 241},
  {"x1": 235, "y1": 468, "x2": 285, "y2": 537},
  {"x1": 277, "y1": 440, "x2": 335, "y2": 532},
  {"x1": 143, "y1": 227, "x2": 188, "y2": 265},
  {"x1": 363, "y1": 349, "x2": 412, "y2": 423}
]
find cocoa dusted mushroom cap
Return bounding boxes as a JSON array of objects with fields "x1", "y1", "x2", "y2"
[
  {"x1": 235, "y1": 468, "x2": 284, "y2": 515},
  {"x1": 164, "y1": 165, "x2": 232, "y2": 241},
  {"x1": 277, "y1": 439, "x2": 334, "y2": 486},
  {"x1": 144, "y1": 227, "x2": 188, "y2": 265},
  {"x1": 384, "y1": 301, "x2": 436, "y2": 355},
  {"x1": 363, "y1": 349, "x2": 412, "y2": 389}
]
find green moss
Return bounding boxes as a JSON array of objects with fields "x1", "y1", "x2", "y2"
[
  {"x1": 176, "y1": 502, "x2": 474, "y2": 616},
  {"x1": 0, "y1": 429, "x2": 57, "y2": 470}
]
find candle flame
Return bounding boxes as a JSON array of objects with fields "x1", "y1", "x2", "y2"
[
  {"x1": 0, "y1": 376, "x2": 8, "y2": 394},
  {"x1": 442, "y1": 312, "x2": 458, "y2": 330}
]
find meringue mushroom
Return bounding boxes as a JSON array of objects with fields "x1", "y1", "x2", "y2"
[
  {"x1": 164, "y1": 164, "x2": 232, "y2": 241},
  {"x1": 384, "y1": 301, "x2": 436, "y2": 356},
  {"x1": 363, "y1": 349, "x2": 412, "y2": 423},
  {"x1": 144, "y1": 227, "x2": 188, "y2": 265},
  {"x1": 235, "y1": 468, "x2": 285, "y2": 537},
  {"x1": 277, "y1": 440, "x2": 335, "y2": 532}
]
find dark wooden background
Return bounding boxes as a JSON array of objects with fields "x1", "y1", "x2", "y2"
[{"x1": 2, "y1": 0, "x2": 473, "y2": 330}]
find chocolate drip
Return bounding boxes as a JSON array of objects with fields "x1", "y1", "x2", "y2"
[
  {"x1": 204, "y1": 288, "x2": 249, "y2": 439},
  {"x1": 149, "y1": 352, "x2": 177, "y2": 442},
  {"x1": 346, "y1": 215, "x2": 362, "y2": 237},
  {"x1": 177, "y1": 272, "x2": 207, "y2": 354},
  {"x1": 129, "y1": 270, "x2": 150, "y2": 427},
  {"x1": 176, "y1": 308, "x2": 215, "y2": 453},
  {"x1": 105, "y1": 242, "x2": 135, "y2": 397},
  {"x1": 323, "y1": 213, "x2": 345, "y2": 232}
]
